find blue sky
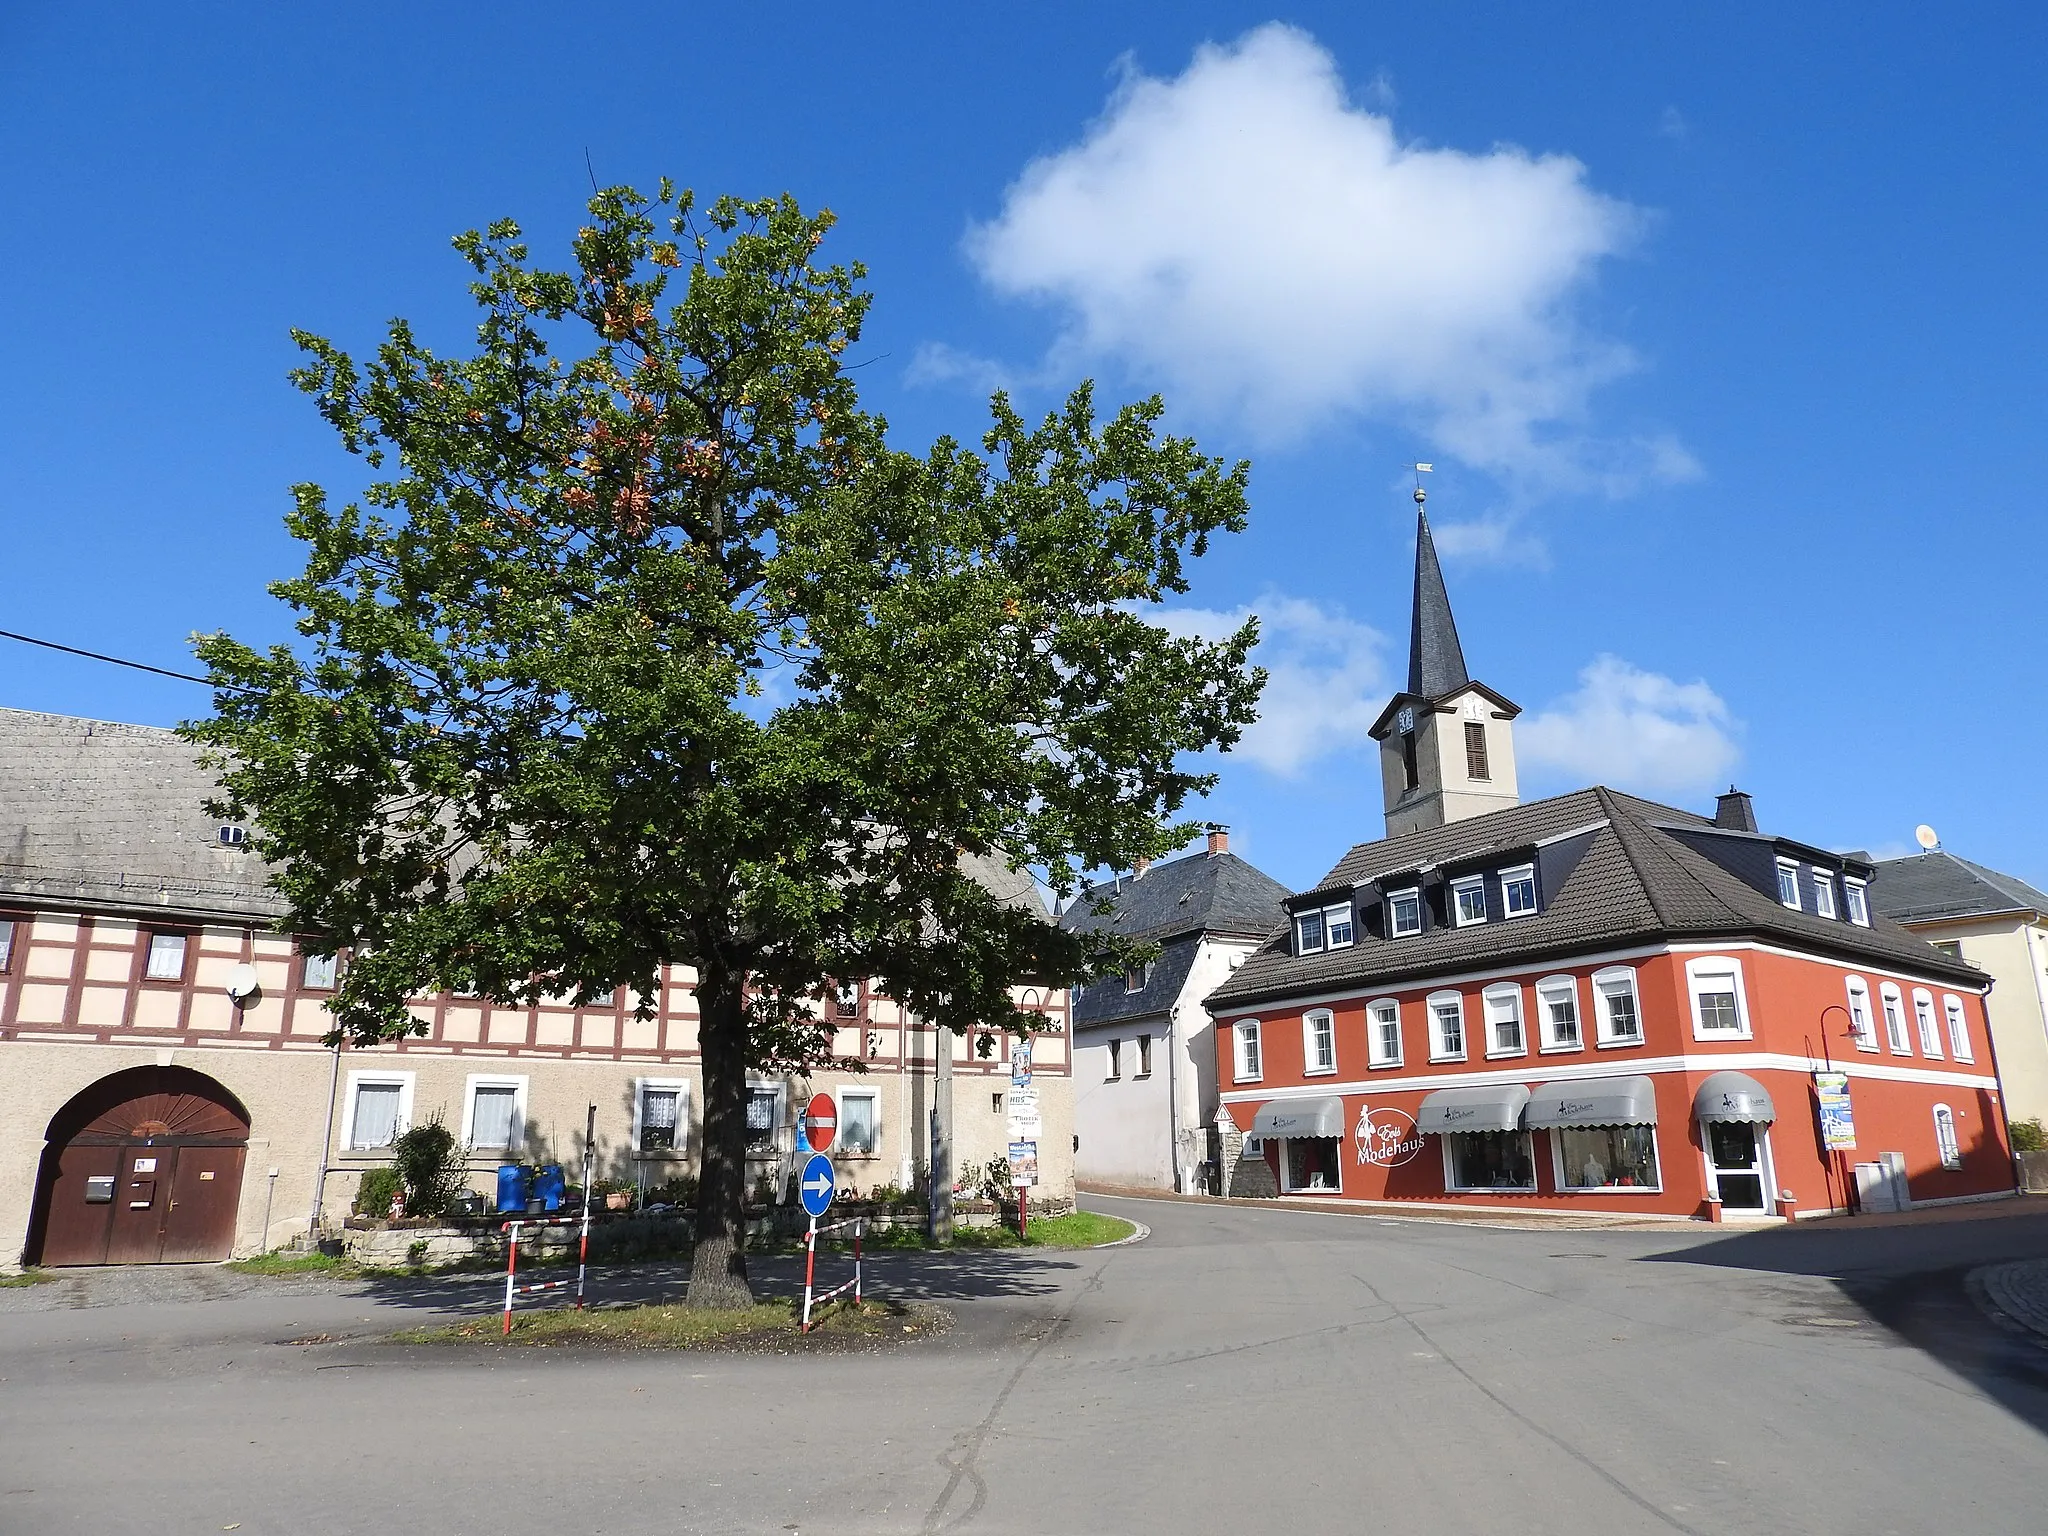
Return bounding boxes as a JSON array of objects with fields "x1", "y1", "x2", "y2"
[{"x1": 4, "y1": 4, "x2": 2046, "y2": 892}]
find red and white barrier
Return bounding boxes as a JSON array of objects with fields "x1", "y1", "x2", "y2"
[
  {"x1": 800, "y1": 1215, "x2": 866, "y2": 1332},
  {"x1": 500, "y1": 1209, "x2": 595, "y2": 1335}
]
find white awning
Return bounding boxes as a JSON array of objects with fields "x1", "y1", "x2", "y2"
[
  {"x1": 1694, "y1": 1071, "x2": 1775, "y2": 1124},
  {"x1": 1250, "y1": 1097, "x2": 1346, "y2": 1139},
  {"x1": 1416, "y1": 1083, "x2": 1531, "y2": 1135},
  {"x1": 1525, "y1": 1077, "x2": 1658, "y2": 1129}
]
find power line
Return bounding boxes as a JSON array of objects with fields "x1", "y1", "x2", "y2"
[{"x1": 0, "y1": 627, "x2": 259, "y2": 694}]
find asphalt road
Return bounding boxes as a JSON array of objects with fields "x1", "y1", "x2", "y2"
[{"x1": 4, "y1": 1198, "x2": 2047, "y2": 1535}]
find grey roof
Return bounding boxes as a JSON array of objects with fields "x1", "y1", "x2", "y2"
[
  {"x1": 0, "y1": 707, "x2": 284, "y2": 921},
  {"x1": 1869, "y1": 851, "x2": 2048, "y2": 925},
  {"x1": 1060, "y1": 849, "x2": 1291, "y2": 945},
  {"x1": 1207, "y1": 785, "x2": 1981, "y2": 1010},
  {"x1": 1408, "y1": 509, "x2": 1470, "y2": 699},
  {"x1": 1072, "y1": 935, "x2": 1199, "y2": 1029}
]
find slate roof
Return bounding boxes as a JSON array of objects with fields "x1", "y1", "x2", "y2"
[
  {"x1": 0, "y1": 707, "x2": 284, "y2": 921},
  {"x1": 1059, "y1": 849, "x2": 1291, "y2": 946},
  {"x1": 1207, "y1": 785, "x2": 1981, "y2": 1010},
  {"x1": 1072, "y1": 935, "x2": 1200, "y2": 1029},
  {"x1": 1408, "y1": 508, "x2": 1470, "y2": 699},
  {"x1": 1869, "y1": 851, "x2": 2048, "y2": 925}
]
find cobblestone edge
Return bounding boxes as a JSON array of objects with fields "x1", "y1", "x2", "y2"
[{"x1": 1968, "y1": 1258, "x2": 2048, "y2": 1346}]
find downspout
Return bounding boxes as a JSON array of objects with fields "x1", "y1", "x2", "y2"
[
  {"x1": 1166, "y1": 992, "x2": 1183, "y2": 1193},
  {"x1": 307, "y1": 1039, "x2": 342, "y2": 1241}
]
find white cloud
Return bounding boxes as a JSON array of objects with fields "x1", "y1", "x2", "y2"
[
  {"x1": 1428, "y1": 516, "x2": 1549, "y2": 569},
  {"x1": 1519, "y1": 655, "x2": 1739, "y2": 797},
  {"x1": 960, "y1": 23, "x2": 1694, "y2": 493},
  {"x1": 1150, "y1": 592, "x2": 1387, "y2": 776}
]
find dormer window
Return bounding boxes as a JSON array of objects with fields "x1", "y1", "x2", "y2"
[
  {"x1": 1500, "y1": 865, "x2": 1537, "y2": 919},
  {"x1": 1388, "y1": 888, "x2": 1423, "y2": 938},
  {"x1": 1451, "y1": 876, "x2": 1487, "y2": 927},
  {"x1": 1324, "y1": 904, "x2": 1355, "y2": 948},
  {"x1": 1843, "y1": 877, "x2": 1870, "y2": 926},
  {"x1": 1296, "y1": 910, "x2": 1326, "y2": 953},
  {"x1": 1123, "y1": 962, "x2": 1152, "y2": 994},
  {"x1": 1775, "y1": 859, "x2": 1801, "y2": 910},
  {"x1": 1811, "y1": 870, "x2": 1837, "y2": 919}
]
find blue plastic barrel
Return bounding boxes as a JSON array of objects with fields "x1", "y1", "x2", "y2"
[
  {"x1": 495, "y1": 1163, "x2": 530, "y2": 1214},
  {"x1": 533, "y1": 1165, "x2": 565, "y2": 1212}
]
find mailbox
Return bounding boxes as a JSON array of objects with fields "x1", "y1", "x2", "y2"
[
  {"x1": 84, "y1": 1176, "x2": 115, "y2": 1204},
  {"x1": 127, "y1": 1179, "x2": 156, "y2": 1209}
]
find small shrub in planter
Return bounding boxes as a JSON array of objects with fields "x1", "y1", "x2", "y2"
[
  {"x1": 354, "y1": 1167, "x2": 401, "y2": 1219},
  {"x1": 2011, "y1": 1118, "x2": 2047, "y2": 1154},
  {"x1": 389, "y1": 1117, "x2": 467, "y2": 1218}
]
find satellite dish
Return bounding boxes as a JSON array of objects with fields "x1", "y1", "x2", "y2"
[
  {"x1": 1914, "y1": 824, "x2": 1940, "y2": 852},
  {"x1": 225, "y1": 963, "x2": 260, "y2": 1001}
]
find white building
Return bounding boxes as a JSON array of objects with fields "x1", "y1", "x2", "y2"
[{"x1": 1061, "y1": 829, "x2": 1288, "y2": 1192}]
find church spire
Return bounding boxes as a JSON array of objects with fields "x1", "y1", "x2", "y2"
[{"x1": 1407, "y1": 491, "x2": 1469, "y2": 700}]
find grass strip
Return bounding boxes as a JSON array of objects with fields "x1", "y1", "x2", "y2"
[
  {"x1": 0, "y1": 1268, "x2": 59, "y2": 1287},
  {"x1": 391, "y1": 1296, "x2": 941, "y2": 1349}
]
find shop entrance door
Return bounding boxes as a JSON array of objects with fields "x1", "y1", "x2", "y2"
[{"x1": 1705, "y1": 1122, "x2": 1770, "y2": 1214}]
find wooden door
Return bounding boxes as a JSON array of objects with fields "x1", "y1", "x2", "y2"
[
  {"x1": 105, "y1": 1147, "x2": 174, "y2": 1264},
  {"x1": 161, "y1": 1145, "x2": 245, "y2": 1262},
  {"x1": 38, "y1": 1142, "x2": 123, "y2": 1267}
]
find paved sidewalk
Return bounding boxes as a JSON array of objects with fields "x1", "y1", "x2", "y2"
[{"x1": 1974, "y1": 1256, "x2": 2048, "y2": 1344}]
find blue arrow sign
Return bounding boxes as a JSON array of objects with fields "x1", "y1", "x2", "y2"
[{"x1": 799, "y1": 1152, "x2": 836, "y2": 1218}]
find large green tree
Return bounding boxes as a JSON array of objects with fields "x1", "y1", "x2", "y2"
[{"x1": 186, "y1": 184, "x2": 1261, "y2": 1306}]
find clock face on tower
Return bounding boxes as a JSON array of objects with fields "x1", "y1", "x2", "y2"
[{"x1": 1396, "y1": 705, "x2": 1415, "y2": 734}]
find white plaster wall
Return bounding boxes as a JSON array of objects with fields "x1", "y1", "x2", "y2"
[
  {"x1": 1906, "y1": 918, "x2": 2048, "y2": 1127},
  {"x1": 1072, "y1": 1017, "x2": 1173, "y2": 1188}
]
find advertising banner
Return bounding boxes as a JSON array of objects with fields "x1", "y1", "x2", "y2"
[
  {"x1": 1008, "y1": 1140, "x2": 1039, "y2": 1188},
  {"x1": 1010, "y1": 1038, "x2": 1034, "y2": 1088},
  {"x1": 1815, "y1": 1072, "x2": 1857, "y2": 1150}
]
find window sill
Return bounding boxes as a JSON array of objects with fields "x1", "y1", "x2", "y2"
[
  {"x1": 1691, "y1": 1030, "x2": 1752, "y2": 1044},
  {"x1": 1233, "y1": 1075, "x2": 1263, "y2": 1086},
  {"x1": 1367, "y1": 1057, "x2": 1403, "y2": 1071},
  {"x1": 1485, "y1": 1046, "x2": 1527, "y2": 1060},
  {"x1": 1595, "y1": 1036, "x2": 1643, "y2": 1050},
  {"x1": 1503, "y1": 909, "x2": 1537, "y2": 921},
  {"x1": 1303, "y1": 1066, "x2": 1337, "y2": 1077},
  {"x1": 1539, "y1": 1042, "x2": 1583, "y2": 1055},
  {"x1": 1556, "y1": 1185, "x2": 1664, "y2": 1196},
  {"x1": 1133, "y1": 1071, "x2": 1153, "y2": 1080},
  {"x1": 1454, "y1": 918, "x2": 1487, "y2": 930},
  {"x1": 1427, "y1": 1053, "x2": 1467, "y2": 1065}
]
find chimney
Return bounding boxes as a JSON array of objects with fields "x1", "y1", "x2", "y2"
[
  {"x1": 1714, "y1": 788, "x2": 1757, "y2": 833},
  {"x1": 1133, "y1": 857, "x2": 1153, "y2": 878},
  {"x1": 1206, "y1": 825, "x2": 1230, "y2": 856}
]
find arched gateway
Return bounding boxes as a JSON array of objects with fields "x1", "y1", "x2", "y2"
[{"x1": 28, "y1": 1067, "x2": 251, "y2": 1266}]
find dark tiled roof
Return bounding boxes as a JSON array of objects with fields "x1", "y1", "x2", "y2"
[
  {"x1": 1408, "y1": 508, "x2": 1470, "y2": 699},
  {"x1": 0, "y1": 708, "x2": 284, "y2": 921},
  {"x1": 1870, "y1": 852, "x2": 2048, "y2": 925},
  {"x1": 1059, "y1": 850, "x2": 1290, "y2": 945},
  {"x1": 1073, "y1": 936, "x2": 1198, "y2": 1029},
  {"x1": 1207, "y1": 785, "x2": 1980, "y2": 1010}
]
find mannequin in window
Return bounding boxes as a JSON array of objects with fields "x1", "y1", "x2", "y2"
[{"x1": 1582, "y1": 1151, "x2": 1608, "y2": 1187}]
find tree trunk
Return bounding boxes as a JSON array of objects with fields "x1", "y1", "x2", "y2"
[
  {"x1": 930, "y1": 1022, "x2": 954, "y2": 1242},
  {"x1": 688, "y1": 965, "x2": 755, "y2": 1309}
]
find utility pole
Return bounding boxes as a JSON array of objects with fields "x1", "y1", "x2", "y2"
[{"x1": 930, "y1": 1019, "x2": 954, "y2": 1242}]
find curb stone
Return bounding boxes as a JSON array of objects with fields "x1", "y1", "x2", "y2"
[{"x1": 1969, "y1": 1257, "x2": 2048, "y2": 1346}]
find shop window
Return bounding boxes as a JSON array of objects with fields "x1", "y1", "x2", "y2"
[
  {"x1": 1282, "y1": 1136, "x2": 1343, "y2": 1193},
  {"x1": 839, "y1": 1091, "x2": 879, "y2": 1155},
  {"x1": 1592, "y1": 967, "x2": 1642, "y2": 1046},
  {"x1": 1912, "y1": 990, "x2": 1943, "y2": 1058},
  {"x1": 1943, "y1": 995, "x2": 1974, "y2": 1062},
  {"x1": 1444, "y1": 1131, "x2": 1536, "y2": 1192},
  {"x1": 1933, "y1": 1105, "x2": 1961, "y2": 1170},
  {"x1": 1483, "y1": 983, "x2": 1524, "y2": 1056},
  {"x1": 1537, "y1": 976, "x2": 1582, "y2": 1050},
  {"x1": 744, "y1": 1086, "x2": 782, "y2": 1154},
  {"x1": 1555, "y1": 1125, "x2": 1660, "y2": 1191},
  {"x1": 1426, "y1": 990, "x2": 1465, "y2": 1061},
  {"x1": 1367, "y1": 999, "x2": 1402, "y2": 1068},
  {"x1": 1233, "y1": 1020, "x2": 1262, "y2": 1082},
  {"x1": 145, "y1": 930, "x2": 188, "y2": 981},
  {"x1": 1303, "y1": 1010, "x2": 1336, "y2": 1075},
  {"x1": 636, "y1": 1081, "x2": 686, "y2": 1152},
  {"x1": 1845, "y1": 976, "x2": 1877, "y2": 1051},
  {"x1": 1879, "y1": 984, "x2": 1910, "y2": 1054},
  {"x1": 464, "y1": 1077, "x2": 526, "y2": 1151},
  {"x1": 1686, "y1": 958, "x2": 1749, "y2": 1039}
]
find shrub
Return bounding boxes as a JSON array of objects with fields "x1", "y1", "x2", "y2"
[
  {"x1": 354, "y1": 1166, "x2": 400, "y2": 1218},
  {"x1": 389, "y1": 1116, "x2": 466, "y2": 1218},
  {"x1": 2010, "y1": 1118, "x2": 2047, "y2": 1153},
  {"x1": 973, "y1": 1154, "x2": 1013, "y2": 1202},
  {"x1": 645, "y1": 1173, "x2": 698, "y2": 1208}
]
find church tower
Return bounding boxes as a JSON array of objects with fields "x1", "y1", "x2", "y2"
[{"x1": 1368, "y1": 486, "x2": 1522, "y2": 836}]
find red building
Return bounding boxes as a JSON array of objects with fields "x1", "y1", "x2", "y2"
[{"x1": 1203, "y1": 504, "x2": 2011, "y2": 1219}]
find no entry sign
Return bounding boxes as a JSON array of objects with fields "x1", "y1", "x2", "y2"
[{"x1": 803, "y1": 1092, "x2": 837, "y2": 1153}]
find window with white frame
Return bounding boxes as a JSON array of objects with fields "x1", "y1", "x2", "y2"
[
  {"x1": 1106, "y1": 1039, "x2": 1122, "y2": 1081},
  {"x1": 1452, "y1": 877, "x2": 1487, "y2": 927},
  {"x1": 835, "y1": 982, "x2": 862, "y2": 1019},
  {"x1": 1482, "y1": 983, "x2": 1525, "y2": 1055},
  {"x1": 1943, "y1": 994, "x2": 1974, "y2": 1061},
  {"x1": 744, "y1": 1084, "x2": 782, "y2": 1154},
  {"x1": 1933, "y1": 1104, "x2": 1961, "y2": 1170},
  {"x1": 1537, "y1": 975, "x2": 1582, "y2": 1050},
  {"x1": 1367, "y1": 999, "x2": 1402, "y2": 1067},
  {"x1": 1811, "y1": 871, "x2": 1837, "y2": 919},
  {"x1": 1775, "y1": 859, "x2": 1801, "y2": 909},
  {"x1": 145, "y1": 930, "x2": 187, "y2": 981},
  {"x1": 839, "y1": 1090, "x2": 880, "y2": 1155},
  {"x1": 1843, "y1": 877, "x2": 1870, "y2": 926},
  {"x1": 0, "y1": 916, "x2": 15, "y2": 972},
  {"x1": 301, "y1": 949, "x2": 338, "y2": 990},
  {"x1": 1427, "y1": 990, "x2": 1466, "y2": 1060},
  {"x1": 634, "y1": 1079, "x2": 688, "y2": 1153},
  {"x1": 1879, "y1": 983, "x2": 1910, "y2": 1053},
  {"x1": 1388, "y1": 889, "x2": 1423, "y2": 938},
  {"x1": 1686, "y1": 958, "x2": 1749, "y2": 1038},
  {"x1": 1233, "y1": 1020, "x2": 1262, "y2": 1081},
  {"x1": 1912, "y1": 989, "x2": 1944, "y2": 1058},
  {"x1": 1324, "y1": 904, "x2": 1355, "y2": 948},
  {"x1": 1845, "y1": 976, "x2": 1877, "y2": 1050},
  {"x1": 1295, "y1": 909, "x2": 1326, "y2": 953},
  {"x1": 345, "y1": 1072, "x2": 412, "y2": 1150},
  {"x1": 1592, "y1": 967, "x2": 1642, "y2": 1045},
  {"x1": 1501, "y1": 865, "x2": 1537, "y2": 918},
  {"x1": 463, "y1": 1075, "x2": 526, "y2": 1151},
  {"x1": 1123, "y1": 962, "x2": 1152, "y2": 993},
  {"x1": 1303, "y1": 1010, "x2": 1337, "y2": 1074}
]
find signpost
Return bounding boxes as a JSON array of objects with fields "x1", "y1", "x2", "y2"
[
  {"x1": 799, "y1": 1151, "x2": 836, "y2": 1217},
  {"x1": 1008, "y1": 1040, "x2": 1037, "y2": 1237},
  {"x1": 803, "y1": 1092, "x2": 838, "y2": 1154}
]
